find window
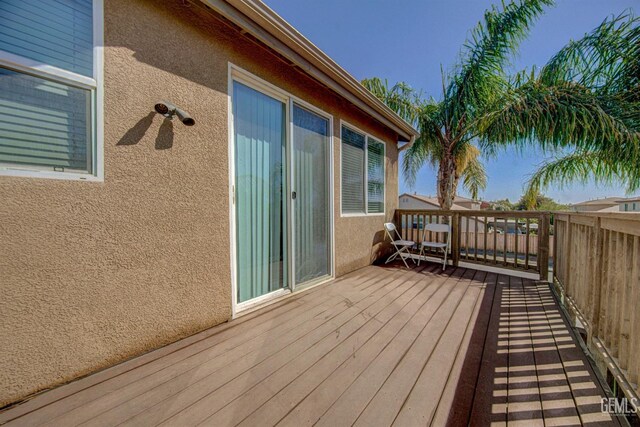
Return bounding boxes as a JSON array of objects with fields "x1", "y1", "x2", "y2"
[
  {"x1": 0, "y1": 0, "x2": 103, "y2": 179},
  {"x1": 340, "y1": 124, "x2": 385, "y2": 215}
]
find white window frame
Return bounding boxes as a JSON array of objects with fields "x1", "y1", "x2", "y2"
[
  {"x1": 227, "y1": 63, "x2": 336, "y2": 317},
  {"x1": 339, "y1": 120, "x2": 386, "y2": 217},
  {"x1": 0, "y1": 0, "x2": 104, "y2": 182}
]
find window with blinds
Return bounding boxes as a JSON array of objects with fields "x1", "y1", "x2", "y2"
[
  {"x1": 367, "y1": 138, "x2": 385, "y2": 213},
  {"x1": 0, "y1": 0, "x2": 98, "y2": 177},
  {"x1": 341, "y1": 126, "x2": 366, "y2": 213},
  {"x1": 341, "y1": 125, "x2": 386, "y2": 215}
]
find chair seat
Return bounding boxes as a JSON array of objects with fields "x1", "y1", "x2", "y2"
[
  {"x1": 421, "y1": 241, "x2": 447, "y2": 248},
  {"x1": 393, "y1": 240, "x2": 415, "y2": 247}
]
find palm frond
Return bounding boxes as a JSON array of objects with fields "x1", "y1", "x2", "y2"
[
  {"x1": 457, "y1": 145, "x2": 487, "y2": 199},
  {"x1": 402, "y1": 130, "x2": 442, "y2": 188},
  {"x1": 526, "y1": 151, "x2": 640, "y2": 194},
  {"x1": 540, "y1": 12, "x2": 640, "y2": 94},
  {"x1": 362, "y1": 77, "x2": 449, "y2": 188},
  {"x1": 480, "y1": 78, "x2": 640, "y2": 161},
  {"x1": 445, "y1": 0, "x2": 554, "y2": 126},
  {"x1": 361, "y1": 77, "x2": 422, "y2": 126}
]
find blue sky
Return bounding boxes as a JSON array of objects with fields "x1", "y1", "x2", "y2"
[{"x1": 265, "y1": 0, "x2": 638, "y2": 204}]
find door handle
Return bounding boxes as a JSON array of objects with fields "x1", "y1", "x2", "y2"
[{"x1": 292, "y1": 191, "x2": 297, "y2": 200}]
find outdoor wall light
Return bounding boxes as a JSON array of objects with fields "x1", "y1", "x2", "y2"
[{"x1": 154, "y1": 101, "x2": 195, "y2": 126}]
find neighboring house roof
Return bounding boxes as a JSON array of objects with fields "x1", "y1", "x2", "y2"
[
  {"x1": 571, "y1": 197, "x2": 624, "y2": 207},
  {"x1": 198, "y1": 0, "x2": 419, "y2": 143},
  {"x1": 399, "y1": 193, "x2": 473, "y2": 210}
]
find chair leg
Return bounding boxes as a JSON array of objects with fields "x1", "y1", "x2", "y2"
[
  {"x1": 385, "y1": 249, "x2": 399, "y2": 264},
  {"x1": 443, "y1": 247, "x2": 448, "y2": 271},
  {"x1": 417, "y1": 246, "x2": 423, "y2": 266},
  {"x1": 400, "y1": 252, "x2": 410, "y2": 268}
]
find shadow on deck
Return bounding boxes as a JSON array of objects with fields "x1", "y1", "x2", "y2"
[
  {"x1": 443, "y1": 266, "x2": 621, "y2": 426},
  {"x1": 0, "y1": 262, "x2": 620, "y2": 426}
]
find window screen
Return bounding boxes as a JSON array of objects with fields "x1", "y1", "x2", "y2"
[
  {"x1": 367, "y1": 138, "x2": 384, "y2": 213},
  {"x1": 0, "y1": 68, "x2": 91, "y2": 172}
]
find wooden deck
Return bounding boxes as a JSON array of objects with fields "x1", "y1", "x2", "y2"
[{"x1": 0, "y1": 263, "x2": 621, "y2": 426}]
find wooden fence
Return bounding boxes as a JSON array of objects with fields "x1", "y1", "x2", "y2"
[
  {"x1": 394, "y1": 210, "x2": 551, "y2": 279},
  {"x1": 554, "y1": 213, "x2": 640, "y2": 399}
]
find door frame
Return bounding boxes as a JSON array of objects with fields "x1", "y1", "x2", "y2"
[{"x1": 227, "y1": 63, "x2": 335, "y2": 317}]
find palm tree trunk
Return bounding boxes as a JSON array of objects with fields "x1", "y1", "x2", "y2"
[{"x1": 437, "y1": 153, "x2": 458, "y2": 211}]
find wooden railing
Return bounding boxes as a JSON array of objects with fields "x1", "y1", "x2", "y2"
[
  {"x1": 554, "y1": 212, "x2": 640, "y2": 399},
  {"x1": 394, "y1": 210, "x2": 551, "y2": 279}
]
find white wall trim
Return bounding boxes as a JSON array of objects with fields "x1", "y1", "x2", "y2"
[
  {"x1": 227, "y1": 62, "x2": 238, "y2": 319},
  {"x1": 93, "y1": 0, "x2": 105, "y2": 182},
  {"x1": 0, "y1": 51, "x2": 97, "y2": 90}
]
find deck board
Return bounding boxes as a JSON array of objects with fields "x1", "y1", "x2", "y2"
[
  {"x1": 0, "y1": 263, "x2": 620, "y2": 427},
  {"x1": 506, "y1": 276, "x2": 545, "y2": 426}
]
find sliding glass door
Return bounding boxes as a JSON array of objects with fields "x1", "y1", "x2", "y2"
[
  {"x1": 233, "y1": 81, "x2": 287, "y2": 304},
  {"x1": 292, "y1": 104, "x2": 331, "y2": 286},
  {"x1": 232, "y1": 72, "x2": 333, "y2": 309}
]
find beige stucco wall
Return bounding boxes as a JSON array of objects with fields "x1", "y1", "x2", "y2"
[{"x1": 0, "y1": 0, "x2": 399, "y2": 407}]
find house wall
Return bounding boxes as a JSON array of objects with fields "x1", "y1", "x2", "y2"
[
  {"x1": 399, "y1": 197, "x2": 439, "y2": 210},
  {"x1": 619, "y1": 202, "x2": 640, "y2": 212},
  {"x1": 0, "y1": 0, "x2": 399, "y2": 406},
  {"x1": 571, "y1": 205, "x2": 619, "y2": 213},
  {"x1": 456, "y1": 200, "x2": 481, "y2": 210}
]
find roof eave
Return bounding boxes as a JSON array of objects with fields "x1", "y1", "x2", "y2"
[{"x1": 199, "y1": 0, "x2": 419, "y2": 142}]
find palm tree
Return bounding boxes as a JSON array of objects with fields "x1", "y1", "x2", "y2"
[{"x1": 364, "y1": 0, "x2": 640, "y2": 209}]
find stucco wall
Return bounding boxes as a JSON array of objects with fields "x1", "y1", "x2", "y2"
[{"x1": 0, "y1": 0, "x2": 399, "y2": 406}]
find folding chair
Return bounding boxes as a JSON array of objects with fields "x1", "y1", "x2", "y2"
[
  {"x1": 383, "y1": 222, "x2": 415, "y2": 268},
  {"x1": 418, "y1": 223, "x2": 451, "y2": 270}
]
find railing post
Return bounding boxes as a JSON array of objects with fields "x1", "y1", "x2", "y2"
[
  {"x1": 552, "y1": 214, "x2": 558, "y2": 283},
  {"x1": 451, "y1": 212, "x2": 460, "y2": 267},
  {"x1": 538, "y1": 213, "x2": 550, "y2": 282},
  {"x1": 563, "y1": 214, "x2": 572, "y2": 294},
  {"x1": 590, "y1": 217, "x2": 603, "y2": 340},
  {"x1": 394, "y1": 210, "x2": 401, "y2": 239}
]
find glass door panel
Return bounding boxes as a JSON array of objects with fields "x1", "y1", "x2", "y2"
[
  {"x1": 292, "y1": 104, "x2": 330, "y2": 286},
  {"x1": 233, "y1": 81, "x2": 287, "y2": 304}
]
